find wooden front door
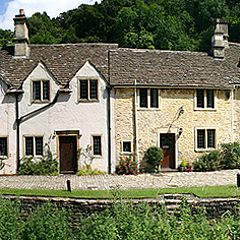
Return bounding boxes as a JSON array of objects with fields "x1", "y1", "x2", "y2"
[
  {"x1": 59, "y1": 136, "x2": 77, "y2": 174},
  {"x1": 160, "y1": 133, "x2": 175, "y2": 169}
]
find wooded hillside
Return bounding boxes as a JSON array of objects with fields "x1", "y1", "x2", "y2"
[{"x1": 1, "y1": 0, "x2": 240, "y2": 52}]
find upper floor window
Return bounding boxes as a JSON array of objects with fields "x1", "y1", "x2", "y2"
[
  {"x1": 25, "y1": 136, "x2": 43, "y2": 156},
  {"x1": 196, "y1": 128, "x2": 216, "y2": 150},
  {"x1": 0, "y1": 137, "x2": 7, "y2": 157},
  {"x1": 139, "y1": 89, "x2": 159, "y2": 108},
  {"x1": 196, "y1": 89, "x2": 215, "y2": 109},
  {"x1": 79, "y1": 79, "x2": 98, "y2": 101},
  {"x1": 32, "y1": 80, "x2": 50, "y2": 102}
]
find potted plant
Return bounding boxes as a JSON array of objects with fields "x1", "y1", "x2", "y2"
[
  {"x1": 178, "y1": 159, "x2": 187, "y2": 172},
  {"x1": 186, "y1": 163, "x2": 193, "y2": 172}
]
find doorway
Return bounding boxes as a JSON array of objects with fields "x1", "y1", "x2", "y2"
[
  {"x1": 160, "y1": 133, "x2": 175, "y2": 169},
  {"x1": 59, "y1": 136, "x2": 77, "y2": 174}
]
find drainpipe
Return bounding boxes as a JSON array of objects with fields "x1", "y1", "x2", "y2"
[
  {"x1": 107, "y1": 86, "x2": 112, "y2": 174},
  {"x1": 133, "y1": 80, "x2": 139, "y2": 165},
  {"x1": 15, "y1": 93, "x2": 20, "y2": 172}
]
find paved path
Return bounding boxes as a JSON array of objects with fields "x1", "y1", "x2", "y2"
[{"x1": 0, "y1": 169, "x2": 239, "y2": 190}]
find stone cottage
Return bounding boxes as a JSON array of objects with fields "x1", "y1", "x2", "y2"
[{"x1": 1, "y1": 10, "x2": 240, "y2": 174}]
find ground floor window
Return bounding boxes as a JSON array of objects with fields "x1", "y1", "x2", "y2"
[
  {"x1": 25, "y1": 136, "x2": 43, "y2": 156},
  {"x1": 93, "y1": 136, "x2": 102, "y2": 156},
  {"x1": 121, "y1": 140, "x2": 132, "y2": 154},
  {"x1": 0, "y1": 137, "x2": 7, "y2": 157},
  {"x1": 196, "y1": 128, "x2": 216, "y2": 150}
]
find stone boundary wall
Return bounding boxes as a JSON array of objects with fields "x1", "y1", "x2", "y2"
[{"x1": 2, "y1": 194, "x2": 240, "y2": 226}]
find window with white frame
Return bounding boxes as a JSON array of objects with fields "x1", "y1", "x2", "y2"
[
  {"x1": 196, "y1": 89, "x2": 215, "y2": 109},
  {"x1": 196, "y1": 128, "x2": 216, "y2": 150},
  {"x1": 0, "y1": 137, "x2": 7, "y2": 157},
  {"x1": 79, "y1": 79, "x2": 98, "y2": 101},
  {"x1": 122, "y1": 140, "x2": 132, "y2": 154},
  {"x1": 32, "y1": 80, "x2": 50, "y2": 102},
  {"x1": 25, "y1": 136, "x2": 43, "y2": 156},
  {"x1": 139, "y1": 88, "x2": 159, "y2": 108},
  {"x1": 93, "y1": 136, "x2": 102, "y2": 155}
]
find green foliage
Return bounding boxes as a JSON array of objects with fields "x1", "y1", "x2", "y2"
[
  {"x1": 115, "y1": 156, "x2": 138, "y2": 175},
  {"x1": 77, "y1": 166, "x2": 106, "y2": 176},
  {"x1": 193, "y1": 150, "x2": 221, "y2": 171},
  {"x1": 220, "y1": 142, "x2": 240, "y2": 169},
  {"x1": 143, "y1": 146, "x2": 163, "y2": 173},
  {"x1": 18, "y1": 151, "x2": 58, "y2": 175},
  {"x1": 0, "y1": 29, "x2": 13, "y2": 46},
  {"x1": 21, "y1": 203, "x2": 72, "y2": 240}
]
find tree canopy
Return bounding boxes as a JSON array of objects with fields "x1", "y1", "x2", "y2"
[{"x1": 1, "y1": 0, "x2": 240, "y2": 52}]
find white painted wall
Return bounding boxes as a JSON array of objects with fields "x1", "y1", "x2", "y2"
[
  {"x1": 0, "y1": 80, "x2": 16, "y2": 174},
  {"x1": 19, "y1": 61, "x2": 112, "y2": 173}
]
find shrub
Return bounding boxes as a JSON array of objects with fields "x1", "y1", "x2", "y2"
[
  {"x1": 21, "y1": 203, "x2": 72, "y2": 240},
  {"x1": 77, "y1": 165, "x2": 106, "y2": 176},
  {"x1": 18, "y1": 151, "x2": 58, "y2": 175},
  {"x1": 220, "y1": 142, "x2": 240, "y2": 169},
  {"x1": 193, "y1": 150, "x2": 221, "y2": 172},
  {"x1": 143, "y1": 146, "x2": 163, "y2": 173},
  {"x1": 115, "y1": 156, "x2": 138, "y2": 175}
]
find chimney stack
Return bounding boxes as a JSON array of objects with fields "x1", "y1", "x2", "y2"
[
  {"x1": 211, "y1": 18, "x2": 229, "y2": 59},
  {"x1": 13, "y1": 9, "x2": 29, "y2": 58}
]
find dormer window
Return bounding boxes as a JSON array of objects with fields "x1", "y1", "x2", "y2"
[
  {"x1": 195, "y1": 89, "x2": 215, "y2": 109},
  {"x1": 79, "y1": 79, "x2": 98, "y2": 101},
  {"x1": 32, "y1": 80, "x2": 50, "y2": 102}
]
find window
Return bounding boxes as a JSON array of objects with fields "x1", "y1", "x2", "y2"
[
  {"x1": 32, "y1": 80, "x2": 50, "y2": 102},
  {"x1": 122, "y1": 141, "x2": 132, "y2": 153},
  {"x1": 79, "y1": 79, "x2": 98, "y2": 101},
  {"x1": 93, "y1": 136, "x2": 101, "y2": 155},
  {"x1": 139, "y1": 89, "x2": 159, "y2": 108},
  {"x1": 196, "y1": 89, "x2": 215, "y2": 109},
  {"x1": 0, "y1": 137, "x2": 7, "y2": 156},
  {"x1": 25, "y1": 136, "x2": 43, "y2": 156},
  {"x1": 196, "y1": 129, "x2": 216, "y2": 150}
]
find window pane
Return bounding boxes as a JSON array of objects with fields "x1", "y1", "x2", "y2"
[
  {"x1": 197, "y1": 89, "x2": 204, "y2": 108},
  {"x1": 197, "y1": 130, "x2": 205, "y2": 149},
  {"x1": 150, "y1": 89, "x2": 159, "y2": 108},
  {"x1": 33, "y1": 81, "x2": 41, "y2": 100},
  {"x1": 207, "y1": 130, "x2": 216, "y2": 148},
  {"x1": 93, "y1": 136, "x2": 101, "y2": 155},
  {"x1": 25, "y1": 137, "x2": 33, "y2": 155},
  {"x1": 122, "y1": 141, "x2": 131, "y2": 153},
  {"x1": 43, "y1": 81, "x2": 50, "y2": 100},
  {"x1": 80, "y1": 80, "x2": 88, "y2": 99},
  {"x1": 207, "y1": 90, "x2": 214, "y2": 108},
  {"x1": 139, "y1": 89, "x2": 148, "y2": 108},
  {"x1": 90, "y1": 80, "x2": 98, "y2": 99},
  {"x1": 0, "y1": 138, "x2": 7, "y2": 156},
  {"x1": 35, "y1": 137, "x2": 43, "y2": 155}
]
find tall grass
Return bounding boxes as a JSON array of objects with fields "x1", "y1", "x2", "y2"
[{"x1": 0, "y1": 197, "x2": 240, "y2": 239}]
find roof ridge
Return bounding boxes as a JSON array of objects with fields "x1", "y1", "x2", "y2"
[{"x1": 29, "y1": 43, "x2": 118, "y2": 47}]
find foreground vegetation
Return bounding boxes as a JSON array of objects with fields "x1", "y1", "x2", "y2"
[
  {"x1": 1, "y1": 185, "x2": 240, "y2": 199},
  {"x1": 1, "y1": 197, "x2": 240, "y2": 240}
]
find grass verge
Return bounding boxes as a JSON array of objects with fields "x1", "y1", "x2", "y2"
[{"x1": 0, "y1": 185, "x2": 240, "y2": 199}]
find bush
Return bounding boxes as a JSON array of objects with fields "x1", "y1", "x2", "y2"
[
  {"x1": 193, "y1": 150, "x2": 221, "y2": 172},
  {"x1": 77, "y1": 166, "x2": 106, "y2": 176},
  {"x1": 18, "y1": 152, "x2": 58, "y2": 175},
  {"x1": 143, "y1": 146, "x2": 163, "y2": 173},
  {"x1": 115, "y1": 156, "x2": 138, "y2": 175},
  {"x1": 220, "y1": 142, "x2": 240, "y2": 169},
  {"x1": 21, "y1": 203, "x2": 72, "y2": 240}
]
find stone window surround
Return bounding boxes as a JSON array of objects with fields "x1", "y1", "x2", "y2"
[
  {"x1": 137, "y1": 88, "x2": 161, "y2": 110},
  {"x1": 91, "y1": 135, "x2": 102, "y2": 157},
  {"x1": 0, "y1": 136, "x2": 8, "y2": 158},
  {"x1": 23, "y1": 135, "x2": 44, "y2": 157},
  {"x1": 194, "y1": 89, "x2": 217, "y2": 111},
  {"x1": 78, "y1": 77, "x2": 99, "y2": 103},
  {"x1": 31, "y1": 79, "x2": 50, "y2": 103},
  {"x1": 121, "y1": 140, "x2": 132, "y2": 154},
  {"x1": 194, "y1": 127, "x2": 217, "y2": 152}
]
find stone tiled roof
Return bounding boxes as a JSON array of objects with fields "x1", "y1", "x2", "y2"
[
  {"x1": 109, "y1": 43, "x2": 240, "y2": 89},
  {"x1": 0, "y1": 43, "x2": 118, "y2": 88}
]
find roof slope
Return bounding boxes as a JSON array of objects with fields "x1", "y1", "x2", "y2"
[
  {"x1": 109, "y1": 43, "x2": 240, "y2": 89},
  {"x1": 0, "y1": 43, "x2": 118, "y2": 88}
]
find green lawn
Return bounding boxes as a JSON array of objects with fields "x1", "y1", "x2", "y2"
[{"x1": 0, "y1": 185, "x2": 240, "y2": 199}]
